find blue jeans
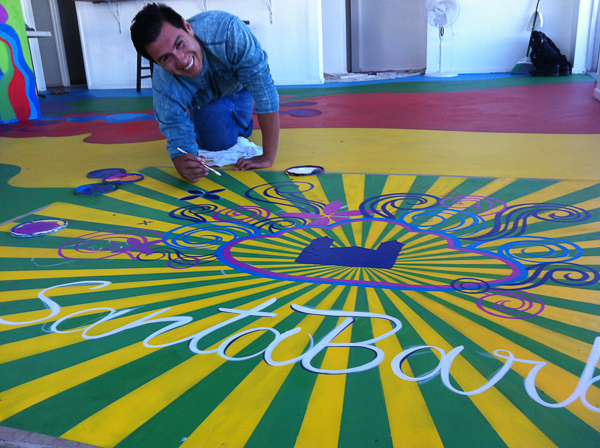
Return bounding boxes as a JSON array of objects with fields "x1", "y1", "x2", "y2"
[{"x1": 192, "y1": 87, "x2": 254, "y2": 152}]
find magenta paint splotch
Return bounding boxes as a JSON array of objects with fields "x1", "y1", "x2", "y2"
[{"x1": 0, "y1": 6, "x2": 8, "y2": 25}]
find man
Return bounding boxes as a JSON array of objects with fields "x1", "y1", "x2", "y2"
[{"x1": 130, "y1": 3, "x2": 280, "y2": 182}]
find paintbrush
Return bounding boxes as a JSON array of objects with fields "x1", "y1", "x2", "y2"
[{"x1": 177, "y1": 148, "x2": 221, "y2": 176}]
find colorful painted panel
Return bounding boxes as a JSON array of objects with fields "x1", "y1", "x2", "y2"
[
  {"x1": 0, "y1": 168, "x2": 599, "y2": 447},
  {"x1": 0, "y1": 1, "x2": 41, "y2": 123}
]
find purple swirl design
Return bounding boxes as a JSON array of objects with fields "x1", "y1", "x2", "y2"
[
  {"x1": 451, "y1": 278, "x2": 491, "y2": 294},
  {"x1": 58, "y1": 229, "x2": 164, "y2": 261},
  {"x1": 477, "y1": 291, "x2": 545, "y2": 319},
  {"x1": 213, "y1": 206, "x2": 272, "y2": 223}
]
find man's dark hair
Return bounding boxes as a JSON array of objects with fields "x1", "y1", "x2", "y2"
[{"x1": 130, "y1": 3, "x2": 187, "y2": 62}]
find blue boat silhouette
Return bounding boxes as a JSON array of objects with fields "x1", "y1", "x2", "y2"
[{"x1": 295, "y1": 236, "x2": 403, "y2": 269}]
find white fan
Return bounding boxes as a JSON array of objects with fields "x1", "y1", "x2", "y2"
[{"x1": 425, "y1": 0, "x2": 460, "y2": 77}]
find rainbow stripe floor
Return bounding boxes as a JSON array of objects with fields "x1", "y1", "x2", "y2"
[{"x1": 1, "y1": 74, "x2": 599, "y2": 447}]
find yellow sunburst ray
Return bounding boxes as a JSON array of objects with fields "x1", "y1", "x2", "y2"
[
  {"x1": 0, "y1": 278, "x2": 290, "y2": 359},
  {"x1": 530, "y1": 222, "x2": 600, "y2": 239},
  {"x1": 1, "y1": 283, "x2": 317, "y2": 422},
  {"x1": 25, "y1": 202, "x2": 179, "y2": 233},
  {"x1": 291, "y1": 173, "x2": 331, "y2": 206},
  {"x1": 385, "y1": 290, "x2": 562, "y2": 447},
  {"x1": 341, "y1": 173, "x2": 365, "y2": 212},
  {"x1": 61, "y1": 283, "x2": 336, "y2": 447},
  {"x1": 531, "y1": 284, "x2": 600, "y2": 306},
  {"x1": 0, "y1": 341, "x2": 160, "y2": 421},
  {"x1": 410, "y1": 176, "x2": 470, "y2": 227},
  {"x1": 429, "y1": 291, "x2": 598, "y2": 361},
  {"x1": 293, "y1": 287, "x2": 359, "y2": 448},
  {"x1": 178, "y1": 285, "x2": 353, "y2": 448},
  {"x1": 410, "y1": 290, "x2": 600, "y2": 432},
  {"x1": 0, "y1": 269, "x2": 247, "y2": 305},
  {"x1": 367, "y1": 288, "x2": 445, "y2": 447},
  {"x1": 380, "y1": 174, "x2": 418, "y2": 197},
  {"x1": 106, "y1": 187, "x2": 183, "y2": 213}
]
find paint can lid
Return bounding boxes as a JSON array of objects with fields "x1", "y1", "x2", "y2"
[
  {"x1": 87, "y1": 168, "x2": 126, "y2": 179},
  {"x1": 74, "y1": 183, "x2": 118, "y2": 196},
  {"x1": 285, "y1": 165, "x2": 325, "y2": 176},
  {"x1": 103, "y1": 173, "x2": 144, "y2": 184},
  {"x1": 10, "y1": 218, "x2": 68, "y2": 237}
]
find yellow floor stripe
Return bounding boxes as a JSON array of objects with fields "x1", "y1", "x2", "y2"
[
  {"x1": 62, "y1": 283, "x2": 333, "y2": 447},
  {"x1": 296, "y1": 174, "x2": 330, "y2": 205},
  {"x1": 0, "y1": 272, "x2": 265, "y2": 331},
  {"x1": 381, "y1": 174, "x2": 417, "y2": 196},
  {"x1": 368, "y1": 289, "x2": 444, "y2": 448},
  {"x1": 431, "y1": 292, "x2": 595, "y2": 365},
  {"x1": 0, "y1": 268, "x2": 244, "y2": 304},
  {"x1": 179, "y1": 284, "x2": 342, "y2": 448},
  {"x1": 531, "y1": 222, "x2": 599, "y2": 239},
  {"x1": 108, "y1": 188, "x2": 178, "y2": 213},
  {"x1": 0, "y1": 279, "x2": 287, "y2": 361},
  {"x1": 0, "y1": 342, "x2": 158, "y2": 421},
  {"x1": 293, "y1": 288, "x2": 358, "y2": 448},
  {"x1": 397, "y1": 291, "x2": 560, "y2": 448},
  {"x1": 426, "y1": 176, "x2": 469, "y2": 199},
  {"x1": 470, "y1": 177, "x2": 518, "y2": 199},
  {"x1": 504, "y1": 180, "x2": 600, "y2": 208},
  {"x1": 540, "y1": 304, "x2": 600, "y2": 332},
  {"x1": 531, "y1": 284, "x2": 600, "y2": 305},
  {"x1": 415, "y1": 291, "x2": 600, "y2": 432}
]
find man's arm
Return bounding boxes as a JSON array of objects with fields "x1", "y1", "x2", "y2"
[{"x1": 234, "y1": 111, "x2": 280, "y2": 171}]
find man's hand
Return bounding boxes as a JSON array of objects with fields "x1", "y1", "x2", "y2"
[
  {"x1": 173, "y1": 154, "x2": 208, "y2": 183},
  {"x1": 233, "y1": 111, "x2": 279, "y2": 171},
  {"x1": 234, "y1": 154, "x2": 273, "y2": 171}
]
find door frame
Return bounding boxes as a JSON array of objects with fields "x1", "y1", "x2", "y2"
[{"x1": 19, "y1": 0, "x2": 70, "y2": 90}]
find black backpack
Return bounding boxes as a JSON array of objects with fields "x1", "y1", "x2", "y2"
[{"x1": 529, "y1": 30, "x2": 572, "y2": 76}]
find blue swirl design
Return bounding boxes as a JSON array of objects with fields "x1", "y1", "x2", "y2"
[
  {"x1": 497, "y1": 262, "x2": 600, "y2": 290},
  {"x1": 245, "y1": 182, "x2": 325, "y2": 214},
  {"x1": 359, "y1": 193, "x2": 439, "y2": 219},
  {"x1": 164, "y1": 221, "x2": 262, "y2": 252},
  {"x1": 169, "y1": 204, "x2": 217, "y2": 223},
  {"x1": 491, "y1": 237, "x2": 584, "y2": 263},
  {"x1": 398, "y1": 208, "x2": 486, "y2": 235},
  {"x1": 461, "y1": 203, "x2": 591, "y2": 241}
]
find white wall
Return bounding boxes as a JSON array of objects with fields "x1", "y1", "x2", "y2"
[
  {"x1": 75, "y1": 0, "x2": 323, "y2": 89},
  {"x1": 322, "y1": 0, "x2": 347, "y2": 75},
  {"x1": 75, "y1": 0, "x2": 595, "y2": 89},
  {"x1": 426, "y1": 0, "x2": 589, "y2": 74}
]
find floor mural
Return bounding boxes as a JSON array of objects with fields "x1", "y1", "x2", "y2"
[{"x1": 1, "y1": 167, "x2": 599, "y2": 447}]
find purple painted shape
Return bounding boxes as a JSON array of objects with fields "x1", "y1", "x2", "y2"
[
  {"x1": 0, "y1": 6, "x2": 8, "y2": 24},
  {"x1": 11, "y1": 219, "x2": 67, "y2": 237}
]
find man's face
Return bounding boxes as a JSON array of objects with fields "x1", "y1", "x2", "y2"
[{"x1": 145, "y1": 20, "x2": 203, "y2": 77}]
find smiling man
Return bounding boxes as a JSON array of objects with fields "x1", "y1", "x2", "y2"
[{"x1": 130, "y1": 3, "x2": 280, "y2": 182}]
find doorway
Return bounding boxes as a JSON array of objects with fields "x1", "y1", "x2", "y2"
[
  {"x1": 22, "y1": 0, "x2": 86, "y2": 89},
  {"x1": 347, "y1": 0, "x2": 427, "y2": 73}
]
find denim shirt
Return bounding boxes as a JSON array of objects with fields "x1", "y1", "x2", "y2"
[{"x1": 152, "y1": 10, "x2": 279, "y2": 159}]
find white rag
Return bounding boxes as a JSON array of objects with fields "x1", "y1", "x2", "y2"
[{"x1": 197, "y1": 137, "x2": 263, "y2": 167}]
